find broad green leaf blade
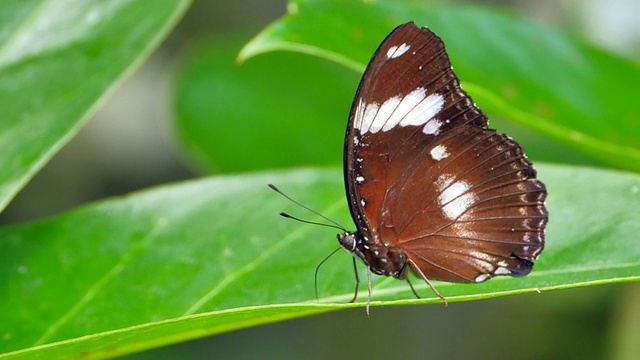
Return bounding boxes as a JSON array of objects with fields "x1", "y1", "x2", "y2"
[
  {"x1": 1, "y1": 164, "x2": 639, "y2": 358},
  {"x1": 239, "y1": 0, "x2": 640, "y2": 172},
  {"x1": 174, "y1": 34, "x2": 357, "y2": 174},
  {"x1": 0, "y1": 0, "x2": 191, "y2": 213},
  {"x1": 2, "y1": 304, "x2": 335, "y2": 360}
]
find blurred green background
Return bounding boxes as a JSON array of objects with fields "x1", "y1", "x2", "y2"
[{"x1": 1, "y1": 0, "x2": 638, "y2": 359}]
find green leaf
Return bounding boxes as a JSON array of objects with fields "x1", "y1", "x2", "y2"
[
  {"x1": 239, "y1": 0, "x2": 640, "y2": 172},
  {"x1": 174, "y1": 34, "x2": 358, "y2": 173},
  {"x1": 0, "y1": 0, "x2": 192, "y2": 213},
  {"x1": 1, "y1": 164, "x2": 639, "y2": 358}
]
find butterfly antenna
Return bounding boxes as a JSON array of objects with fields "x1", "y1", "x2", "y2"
[{"x1": 268, "y1": 184, "x2": 346, "y2": 232}]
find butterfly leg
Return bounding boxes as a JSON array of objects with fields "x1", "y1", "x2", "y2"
[
  {"x1": 408, "y1": 259, "x2": 448, "y2": 307},
  {"x1": 406, "y1": 277, "x2": 422, "y2": 299},
  {"x1": 315, "y1": 246, "x2": 344, "y2": 301},
  {"x1": 349, "y1": 257, "x2": 360, "y2": 303}
]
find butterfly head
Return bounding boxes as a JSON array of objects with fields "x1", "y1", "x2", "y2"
[
  {"x1": 338, "y1": 231, "x2": 409, "y2": 279},
  {"x1": 337, "y1": 231, "x2": 358, "y2": 253}
]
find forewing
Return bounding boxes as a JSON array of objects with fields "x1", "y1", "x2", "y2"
[{"x1": 345, "y1": 22, "x2": 485, "y2": 241}]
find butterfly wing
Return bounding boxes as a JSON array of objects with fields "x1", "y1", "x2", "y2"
[{"x1": 344, "y1": 22, "x2": 547, "y2": 283}]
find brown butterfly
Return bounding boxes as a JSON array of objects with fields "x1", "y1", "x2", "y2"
[{"x1": 338, "y1": 22, "x2": 547, "y2": 314}]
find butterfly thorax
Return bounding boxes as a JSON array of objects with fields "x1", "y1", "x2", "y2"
[{"x1": 338, "y1": 231, "x2": 409, "y2": 279}]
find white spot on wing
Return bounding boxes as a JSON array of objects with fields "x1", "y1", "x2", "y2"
[
  {"x1": 475, "y1": 274, "x2": 491, "y2": 282},
  {"x1": 494, "y1": 260, "x2": 511, "y2": 276},
  {"x1": 354, "y1": 98, "x2": 366, "y2": 130},
  {"x1": 430, "y1": 144, "x2": 449, "y2": 161},
  {"x1": 360, "y1": 101, "x2": 380, "y2": 134},
  {"x1": 422, "y1": 119, "x2": 443, "y2": 135},
  {"x1": 438, "y1": 180, "x2": 477, "y2": 220},
  {"x1": 381, "y1": 88, "x2": 427, "y2": 132},
  {"x1": 400, "y1": 93, "x2": 445, "y2": 127},
  {"x1": 386, "y1": 43, "x2": 410, "y2": 59},
  {"x1": 356, "y1": 92, "x2": 445, "y2": 135},
  {"x1": 467, "y1": 251, "x2": 494, "y2": 271},
  {"x1": 438, "y1": 181, "x2": 470, "y2": 206},
  {"x1": 369, "y1": 96, "x2": 401, "y2": 133}
]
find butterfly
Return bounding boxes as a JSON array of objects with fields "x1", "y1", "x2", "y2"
[{"x1": 336, "y1": 21, "x2": 548, "y2": 313}]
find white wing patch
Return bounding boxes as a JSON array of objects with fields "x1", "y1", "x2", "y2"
[
  {"x1": 360, "y1": 100, "x2": 379, "y2": 134},
  {"x1": 386, "y1": 43, "x2": 410, "y2": 59},
  {"x1": 368, "y1": 96, "x2": 401, "y2": 133},
  {"x1": 382, "y1": 88, "x2": 428, "y2": 132},
  {"x1": 422, "y1": 118, "x2": 443, "y2": 135},
  {"x1": 430, "y1": 144, "x2": 449, "y2": 161},
  {"x1": 355, "y1": 89, "x2": 445, "y2": 135},
  {"x1": 494, "y1": 267, "x2": 512, "y2": 275},
  {"x1": 437, "y1": 180, "x2": 477, "y2": 220},
  {"x1": 399, "y1": 93, "x2": 444, "y2": 128}
]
